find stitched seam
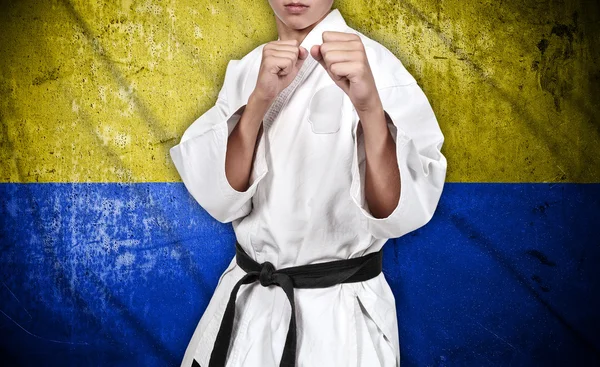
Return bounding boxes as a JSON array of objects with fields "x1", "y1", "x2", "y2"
[
  {"x1": 227, "y1": 284, "x2": 257, "y2": 366},
  {"x1": 377, "y1": 81, "x2": 418, "y2": 91},
  {"x1": 307, "y1": 84, "x2": 343, "y2": 134},
  {"x1": 356, "y1": 292, "x2": 397, "y2": 366},
  {"x1": 197, "y1": 293, "x2": 231, "y2": 365},
  {"x1": 264, "y1": 57, "x2": 318, "y2": 129}
]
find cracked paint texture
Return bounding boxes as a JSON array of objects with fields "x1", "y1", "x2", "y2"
[
  {"x1": 1, "y1": 1, "x2": 599, "y2": 366},
  {"x1": 1, "y1": 0, "x2": 599, "y2": 183},
  {"x1": 0, "y1": 0, "x2": 276, "y2": 182}
]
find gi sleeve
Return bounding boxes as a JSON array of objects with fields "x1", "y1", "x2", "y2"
[
  {"x1": 349, "y1": 82, "x2": 447, "y2": 239},
  {"x1": 169, "y1": 61, "x2": 269, "y2": 223}
]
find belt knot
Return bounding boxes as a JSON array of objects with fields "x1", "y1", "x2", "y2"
[{"x1": 259, "y1": 261, "x2": 276, "y2": 286}]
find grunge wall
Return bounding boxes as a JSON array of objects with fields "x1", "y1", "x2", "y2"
[{"x1": 1, "y1": 0, "x2": 598, "y2": 365}]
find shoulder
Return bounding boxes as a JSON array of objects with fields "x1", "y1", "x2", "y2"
[
  {"x1": 221, "y1": 42, "x2": 268, "y2": 99},
  {"x1": 345, "y1": 26, "x2": 417, "y2": 88},
  {"x1": 224, "y1": 43, "x2": 266, "y2": 84},
  {"x1": 218, "y1": 42, "x2": 267, "y2": 105}
]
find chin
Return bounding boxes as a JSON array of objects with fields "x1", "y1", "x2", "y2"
[{"x1": 282, "y1": 15, "x2": 315, "y2": 30}]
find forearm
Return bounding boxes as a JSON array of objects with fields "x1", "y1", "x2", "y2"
[
  {"x1": 225, "y1": 92, "x2": 272, "y2": 192},
  {"x1": 357, "y1": 104, "x2": 401, "y2": 219}
]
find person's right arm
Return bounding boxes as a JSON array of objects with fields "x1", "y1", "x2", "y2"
[
  {"x1": 169, "y1": 73, "x2": 272, "y2": 224},
  {"x1": 227, "y1": 39, "x2": 309, "y2": 193},
  {"x1": 169, "y1": 40, "x2": 308, "y2": 224},
  {"x1": 224, "y1": 92, "x2": 272, "y2": 193}
]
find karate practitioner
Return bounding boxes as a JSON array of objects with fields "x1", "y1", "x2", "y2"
[{"x1": 169, "y1": 1, "x2": 447, "y2": 366}]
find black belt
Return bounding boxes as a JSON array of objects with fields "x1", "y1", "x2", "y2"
[{"x1": 199, "y1": 240, "x2": 384, "y2": 367}]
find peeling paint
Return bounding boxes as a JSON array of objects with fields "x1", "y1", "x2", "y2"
[
  {"x1": 337, "y1": 0, "x2": 600, "y2": 183},
  {"x1": 0, "y1": 0, "x2": 275, "y2": 183},
  {"x1": 0, "y1": 1, "x2": 598, "y2": 183},
  {"x1": 0, "y1": 182, "x2": 599, "y2": 365}
]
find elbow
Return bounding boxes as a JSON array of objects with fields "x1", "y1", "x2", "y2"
[
  {"x1": 210, "y1": 207, "x2": 243, "y2": 224},
  {"x1": 191, "y1": 191, "x2": 251, "y2": 224},
  {"x1": 367, "y1": 153, "x2": 447, "y2": 240}
]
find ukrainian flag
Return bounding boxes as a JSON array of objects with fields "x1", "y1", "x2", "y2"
[{"x1": 1, "y1": 0, "x2": 598, "y2": 366}]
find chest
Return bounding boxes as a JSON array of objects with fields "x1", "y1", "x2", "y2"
[
  {"x1": 267, "y1": 59, "x2": 357, "y2": 157},
  {"x1": 239, "y1": 55, "x2": 359, "y2": 191},
  {"x1": 270, "y1": 86, "x2": 356, "y2": 188}
]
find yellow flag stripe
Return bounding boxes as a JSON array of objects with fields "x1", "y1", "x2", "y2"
[{"x1": 1, "y1": 0, "x2": 598, "y2": 183}]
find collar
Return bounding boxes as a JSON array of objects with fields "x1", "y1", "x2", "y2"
[
  {"x1": 254, "y1": 8, "x2": 350, "y2": 129},
  {"x1": 276, "y1": 8, "x2": 349, "y2": 52}
]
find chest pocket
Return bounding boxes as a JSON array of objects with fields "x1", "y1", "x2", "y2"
[{"x1": 307, "y1": 83, "x2": 344, "y2": 134}]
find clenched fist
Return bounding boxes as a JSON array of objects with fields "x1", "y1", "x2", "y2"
[
  {"x1": 311, "y1": 31, "x2": 381, "y2": 114},
  {"x1": 254, "y1": 40, "x2": 309, "y2": 103}
]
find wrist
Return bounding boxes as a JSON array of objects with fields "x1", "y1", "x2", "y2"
[
  {"x1": 356, "y1": 100, "x2": 385, "y2": 125},
  {"x1": 356, "y1": 103, "x2": 389, "y2": 144},
  {"x1": 354, "y1": 92, "x2": 383, "y2": 114}
]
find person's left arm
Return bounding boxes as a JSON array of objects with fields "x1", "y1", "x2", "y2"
[
  {"x1": 312, "y1": 31, "x2": 447, "y2": 239},
  {"x1": 355, "y1": 98, "x2": 400, "y2": 220}
]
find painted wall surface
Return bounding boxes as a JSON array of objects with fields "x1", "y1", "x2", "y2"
[{"x1": 1, "y1": 0, "x2": 599, "y2": 366}]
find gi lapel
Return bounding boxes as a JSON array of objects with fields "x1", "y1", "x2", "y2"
[{"x1": 243, "y1": 8, "x2": 352, "y2": 130}]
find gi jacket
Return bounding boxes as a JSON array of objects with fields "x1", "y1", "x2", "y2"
[{"x1": 169, "y1": 8, "x2": 447, "y2": 367}]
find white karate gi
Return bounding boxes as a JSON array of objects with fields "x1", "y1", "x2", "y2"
[{"x1": 169, "y1": 8, "x2": 447, "y2": 367}]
